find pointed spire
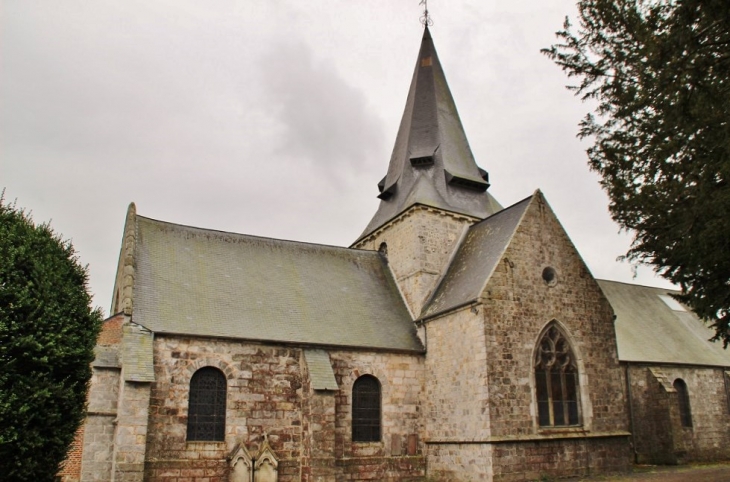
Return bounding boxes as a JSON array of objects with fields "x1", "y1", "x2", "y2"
[{"x1": 358, "y1": 28, "x2": 501, "y2": 240}]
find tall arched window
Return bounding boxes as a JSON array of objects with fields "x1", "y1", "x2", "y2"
[
  {"x1": 674, "y1": 378, "x2": 693, "y2": 428},
  {"x1": 352, "y1": 375, "x2": 381, "y2": 442},
  {"x1": 187, "y1": 367, "x2": 227, "y2": 441},
  {"x1": 535, "y1": 325, "x2": 580, "y2": 427}
]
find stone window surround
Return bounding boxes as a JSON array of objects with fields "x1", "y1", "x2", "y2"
[
  {"x1": 342, "y1": 368, "x2": 389, "y2": 447},
  {"x1": 352, "y1": 375, "x2": 382, "y2": 442},
  {"x1": 530, "y1": 319, "x2": 593, "y2": 433},
  {"x1": 187, "y1": 366, "x2": 228, "y2": 442},
  {"x1": 673, "y1": 378, "x2": 693, "y2": 428},
  {"x1": 181, "y1": 357, "x2": 236, "y2": 445}
]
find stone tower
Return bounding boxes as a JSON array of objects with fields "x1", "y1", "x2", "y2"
[{"x1": 353, "y1": 27, "x2": 502, "y2": 316}]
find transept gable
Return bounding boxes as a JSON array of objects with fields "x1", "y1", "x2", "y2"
[{"x1": 478, "y1": 190, "x2": 610, "y2": 316}]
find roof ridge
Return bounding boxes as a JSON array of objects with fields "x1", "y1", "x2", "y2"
[{"x1": 135, "y1": 214, "x2": 378, "y2": 254}]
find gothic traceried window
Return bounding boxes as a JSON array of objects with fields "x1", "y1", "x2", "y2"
[
  {"x1": 674, "y1": 378, "x2": 693, "y2": 428},
  {"x1": 352, "y1": 375, "x2": 381, "y2": 442},
  {"x1": 187, "y1": 367, "x2": 227, "y2": 441},
  {"x1": 535, "y1": 325, "x2": 580, "y2": 427}
]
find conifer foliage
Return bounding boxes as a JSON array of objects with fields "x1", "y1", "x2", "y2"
[
  {"x1": 0, "y1": 197, "x2": 102, "y2": 480},
  {"x1": 544, "y1": 0, "x2": 730, "y2": 344}
]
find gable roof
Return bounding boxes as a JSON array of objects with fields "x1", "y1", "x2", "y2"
[
  {"x1": 358, "y1": 27, "x2": 501, "y2": 241},
  {"x1": 131, "y1": 215, "x2": 422, "y2": 352},
  {"x1": 598, "y1": 279, "x2": 730, "y2": 367},
  {"x1": 421, "y1": 194, "x2": 533, "y2": 318}
]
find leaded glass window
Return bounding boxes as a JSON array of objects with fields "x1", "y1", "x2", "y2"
[
  {"x1": 352, "y1": 375, "x2": 381, "y2": 442},
  {"x1": 535, "y1": 325, "x2": 580, "y2": 427},
  {"x1": 187, "y1": 367, "x2": 227, "y2": 441},
  {"x1": 674, "y1": 378, "x2": 693, "y2": 428}
]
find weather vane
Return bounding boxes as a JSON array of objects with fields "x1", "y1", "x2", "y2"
[{"x1": 419, "y1": 0, "x2": 433, "y2": 27}]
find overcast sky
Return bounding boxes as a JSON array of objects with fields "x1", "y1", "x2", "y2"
[{"x1": 1, "y1": 0, "x2": 674, "y2": 316}]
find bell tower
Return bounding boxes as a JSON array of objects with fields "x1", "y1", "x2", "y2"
[{"x1": 353, "y1": 27, "x2": 501, "y2": 316}]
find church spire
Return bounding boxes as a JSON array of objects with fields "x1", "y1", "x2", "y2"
[{"x1": 358, "y1": 27, "x2": 501, "y2": 240}]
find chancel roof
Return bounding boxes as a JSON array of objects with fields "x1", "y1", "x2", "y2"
[
  {"x1": 359, "y1": 27, "x2": 501, "y2": 241},
  {"x1": 131, "y1": 215, "x2": 422, "y2": 352},
  {"x1": 598, "y1": 280, "x2": 730, "y2": 367}
]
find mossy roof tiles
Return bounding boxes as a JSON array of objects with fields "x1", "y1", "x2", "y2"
[
  {"x1": 599, "y1": 279, "x2": 730, "y2": 367},
  {"x1": 131, "y1": 216, "x2": 422, "y2": 352}
]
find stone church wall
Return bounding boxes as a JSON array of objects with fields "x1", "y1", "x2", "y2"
[
  {"x1": 479, "y1": 196, "x2": 631, "y2": 478},
  {"x1": 423, "y1": 195, "x2": 631, "y2": 481},
  {"x1": 354, "y1": 206, "x2": 473, "y2": 316},
  {"x1": 79, "y1": 366, "x2": 120, "y2": 481},
  {"x1": 423, "y1": 307, "x2": 491, "y2": 442},
  {"x1": 627, "y1": 364, "x2": 730, "y2": 464},
  {"x1": 144, "y1": 336, "x2": 305, "y2": 482},
  {"x1": 328, "y1": 350, "x2": 426, "y2": 481},
  {"x1": 141, "y1": 335, "x2": 425, "y2": 482}
]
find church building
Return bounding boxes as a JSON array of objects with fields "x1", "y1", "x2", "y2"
[{"x1": 68, "y1": 26, "x2": 730, "y2": 482}]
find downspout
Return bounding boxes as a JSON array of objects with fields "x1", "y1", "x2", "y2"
[{"x1": 624, "y1": 362, "x2": 639, "y2": 463}]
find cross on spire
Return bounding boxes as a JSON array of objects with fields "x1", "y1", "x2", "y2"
[{"x1": 419, "y1": 0, "x2": 433, "y2": 27}]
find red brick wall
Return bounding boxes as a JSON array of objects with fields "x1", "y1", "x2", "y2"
[
  {"x1": 97, "y1": 312, "x2": 125, "y2": 346},
  {"x1": 57, "y1": 426, "x2": 85, "y2": 482}
]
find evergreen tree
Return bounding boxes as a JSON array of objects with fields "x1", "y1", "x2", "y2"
[
  {"x1": 543, "y1": 0, "x2": 730, "y2": 344},
  {"x1": 0, "y1": 196, "x2": 102, "y2": 480}
]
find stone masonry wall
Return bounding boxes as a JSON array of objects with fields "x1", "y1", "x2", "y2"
[
  {"x1": 78, "y1": 312, "x2": 125, "y2": 482},
  {"x1": 423, "y1": 194, "x2": 630, "y2": 481},
  {"x1": 142, "y1": 336, "x2": 426, "y2": 482},
  {"x1": 329, "y1": 350, "x2": 426, "y2": 481},
  {"x1": 354, "y1": 206, "x2": 473, "y2": 317},
  {"x1": 423, "y1": 307, "x2": 491, "y2": 442},
  {"x1": 628, "y1": 364, "x2": 730, "y2": 464},
  {"x1": 481, "y1": 194, "x2": 628, "y2": 437},
  {"x1": 145, "y1": 336, "x2": 303, "y2": 482},
  {"x1": 80, "y1": 367, "x2": 121, "y2": 481},
  {"x1": 625, "y1": 365, "x2": 677, "y2": 464}
]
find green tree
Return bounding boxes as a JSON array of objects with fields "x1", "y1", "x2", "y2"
[
  {"x1": 543, "y1": 0, "x2": 730, "y2": 344},
  {"x1": 0, "y1": 196, "x2": 102, "y2": 480}
]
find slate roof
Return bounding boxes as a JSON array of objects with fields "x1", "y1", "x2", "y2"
[
  {"x1": 421, "y1": 195, "x2": 533, "y2": 318},
  {"x1": 131, "y1": 215, "x2": 422, "y2": 352},
  {"x1": 304, "y1": 349, "x2": 338, "y2": 390},
  {"x1": 359, "y1": 27, "x2": 501, "y2": 241},
  {"x1": 598, "y1": 279, "x2": 730, "y2": 367}
]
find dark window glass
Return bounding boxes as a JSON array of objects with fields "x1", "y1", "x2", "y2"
[
  {"x1": 187, "y1": 367, "x2": 227, "y2": 441},
  {"x1": 352, "y1": 375, "x2": 381, "y2": 442},
  {"x1": 535, "y1": 325, "x2": 581, "y2": 427},
  {"x1": 674, "y1": 379, "x2": 693, "y2": 428}
]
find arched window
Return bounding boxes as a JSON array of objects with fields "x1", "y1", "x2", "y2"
[
  {"x1": 673, "y1": 379, "x2": 692, "y2": 427},
  {"x1": 352, "y1": 375, "x2": 381, "y2": 442},
  {"x1": 187, "y1": 367, "x2": 227, "y2": 441},
  {"x1": 535, "y1": 325, "x2": 580, "y2": 427}
]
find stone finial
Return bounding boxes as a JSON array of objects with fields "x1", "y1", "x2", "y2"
[
  {"x1": 228, "y1": 443, "x2": 253, "y2": 482},
  {"x1": 120, "y1": 202, "x2": 137, "y2": 316},
  {"x1": 254, "y1": 436, "x2": 279, "y2": 482}
]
